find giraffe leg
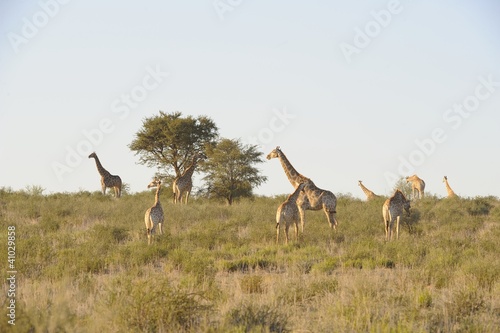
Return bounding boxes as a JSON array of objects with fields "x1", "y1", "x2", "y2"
[
  {"x1": 293, "y1": 221, "x2": 299, "y2": 242},
  {"x1": 323, "y1": 207, "x2": 337, "y2": 229},
  {"x1": 384, "y1": 219, "x2": 389, "y2": 241},
  {"x1": 276, "y1": 222, "x2": 280, "y2": 244},
  {"x1": 298, "y1": 206, "x2": 306, "y2": 233},
  {"x1": 285, "y1": 224, "x2": 289, "y2": 244},
  {"x1": 396, "y1": 216, "x2": 400, "y2": 240},
  {"x1": 184, "y1": 191, "x2": 190, "y2": 204}
]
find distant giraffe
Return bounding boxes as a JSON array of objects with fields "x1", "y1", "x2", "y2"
[
  {"x1": 144, "y1": 178, "x2": 164, "y2": 245},
  {"x1": 266, "y1": 147, "x2": 338, "y2": 231},
  {"x1": 406, "y1": 174, "x2": 425, "y2": 199},
  {"x1": 443, "y1": 176, "x2": 457, "y2": 198},
  {"x1": 382, "y1": 189, "x2": 411, "y2": 241},
  {"x1": 358, "y1": 180, "x2": 378, "y2": 200},
  {"x1": 276, "y1": 183, "x2": 306, "y2": 244},
  {"x1": 88, "y1": 152, "x2": 122, "y2": 198},
  {"x1": 172, "y1": 152, "x2": 206, "y2": 204}
]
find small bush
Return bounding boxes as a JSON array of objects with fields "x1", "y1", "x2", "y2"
[
  {"x1": 226, "y1": 303, "x2": 290, "y2": 333},
  {"x1": 108, "y1": 276, "x2": 213, "y2": 332},
  {"x1": 466, "y1": 198, "x2": 493, "y2": 216},
  {"x1": 311, "y1": 257, "x2": 340, "y2": 274},
  {"x1": 240, "y1": 275, "x2": 265, "y2": 294},
  {"x1": 417, "y1": 290, "x2": 433, "y2": 308},
  {"x1": 448, "y1": 287, "x2": 485, "y2": 319}
]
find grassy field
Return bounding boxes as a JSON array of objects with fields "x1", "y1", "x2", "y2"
[{"x1": 1, "y1": 188, "x2": 500, "y2": 332}]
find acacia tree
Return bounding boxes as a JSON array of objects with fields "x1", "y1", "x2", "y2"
[
  {"x1": 129, "y1": 111, "x2": 218, "y2": 177},
  {"x1": 201, "y1": 138, "x2": 267, "y2": 205}
]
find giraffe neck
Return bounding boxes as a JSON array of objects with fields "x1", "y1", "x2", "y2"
[
  {"x1": 181, "y1": 159, "x2": 198, "y2": 179},
  {"x1": 277, "y1": 150, "x2": 308, "y2": 186},
  {"x1": 359, "y1": 183, "x2": 373, "y2": 197},
  {"x1": 154, "y1": 184, "x2": 161, "y2": 205},
  {"x1": 92, "y1": 156, "x2": 110, "y2": 177},
  {"x1": 288, "y1": 185, "x2": 304, "y2": 202},
  {"x1": 444, "y1": 180, "x2": 454, "y2": 195},
  {"x1": 392, "y1": 191, "x2": 406, "y2": 204}
]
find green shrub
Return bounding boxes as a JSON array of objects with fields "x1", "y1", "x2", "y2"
[
  {"x1": 240, "y1": 275, "x2": 264, "y2": 294},
  {"x1": 226, "y1": 303, "x2": 290, "y2": 333},
  {"x1": 107, "y1": 276, "x2": 213, "y2": 332}
]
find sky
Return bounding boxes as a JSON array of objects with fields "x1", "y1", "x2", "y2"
[{"x1": 1, "y1": 0, "x2": 500, "y2": 199}]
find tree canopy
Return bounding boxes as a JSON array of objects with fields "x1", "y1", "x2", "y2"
[
  {"x1": 129, "y1": 111, "x2": 219, "y2": 177},
  {"x1": 201, "y1": 138, "x2": 267, "y2": 205}
]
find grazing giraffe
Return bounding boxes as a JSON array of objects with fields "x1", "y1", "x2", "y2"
[
  {"x1": 382, "y1": 189, "x2": 411, "y2": 241},
  {"x1": 443, "y1": 176, "x2": 457, "y2": 198},
  {"x1": 172, "y1": 152, "x2": 206, "y2": 204},
  {"x1": 145, "y1": 178, "x2": 164, "y2": 245},
  {"x1": 266, "y1": 146, "x2": 338, "y2": 231},
  {"x1": 276, "y1": 183, "x2": 306, "y2": 244},
  {"x1": 405, "y1": 174, "x2": 425, "y2": 199},
  {"x1": 358, "y1": 180, "x2": 378, "y2": 200},
  {"x1": 88, "y1": 152, "x2": 122, "y2": 198}
]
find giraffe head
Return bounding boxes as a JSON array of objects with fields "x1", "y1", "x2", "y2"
[
  {"x1": 266, "y1": 146, "x2": 281, "y2": 160},
  {"x1": 443, "y1": 176, "x2": 448, "y2": 183},
  {"x1": 88, "y1": 152, "x2": 97, "y2": 159},
  {"x1": 358, "y1": 180, "x2": 363, "y2": 186},
  {"x1": 147, "y1": 178, "x2": 162, "y2": 188}
]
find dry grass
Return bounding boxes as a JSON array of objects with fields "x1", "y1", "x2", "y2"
[{"x1": 1, "y1": 189, "x2": 499, "y2": 332}]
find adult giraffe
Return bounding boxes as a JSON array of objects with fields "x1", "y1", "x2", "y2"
[
  {"x1": 172, "y1": 152, "x2": 206, "y2": 204},
  {"x1": 382, "y1": 189, "x2": 411, "y2": 241},
  {"x1": 358, "y1": 180, "x2": 378, "y2": 200},
  {"x1": 406, "y1": 174, "x2": 425, "y2": 199},
  {"x1": 443, "y1": 176, "x2": 457, "y2": 198},
  {"x1": 88, "y1": 152, "x2": 122, "y2": 198},
  {"x1": 266, "y1": 146, "x2": 338, "y2": 231}
]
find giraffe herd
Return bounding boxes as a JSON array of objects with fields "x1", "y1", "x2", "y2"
[{"x1": 88, "y1": 148, "x2": 460, "y2": 244}]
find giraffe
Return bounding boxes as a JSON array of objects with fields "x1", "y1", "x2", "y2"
[
  {"x1": 172, "y1": 152, "x2": 206, "y2": 204},
  {"x1": 266, "y1": 146, "x2": 338, "y2": 231},
  {"x1": 405, "y1": 174, "x2": 425, "y2": 199},
  {"x1": 442, "y1": 176, "x2": 457, "y2": 198},
  {"x1": 382, "y1": 189, "x2": 411, "y2": 241},
  {"x1": 88, "y1": 152, "x2": 122, "y2": 198},
  {"x1": 358, "y1": 180, "x2": 378, "y2": 200},
  {"x1": 145, "y1": 178, "x2": 164, "y2": 245},
  {"x1": 276, "y1": 183, "x2": 306, "y2": 244}
]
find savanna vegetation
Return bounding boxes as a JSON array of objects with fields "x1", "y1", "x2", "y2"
[{"x1": 1, "y1": 187, "x2": 499, "y2": 332}]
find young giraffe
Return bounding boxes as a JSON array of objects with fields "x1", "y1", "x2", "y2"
[
  {"x1": 358, "y1": 180, "x2": 378, "y2": 200},
  {"x1": 88, "y1": 152, "x2": 122, "y2": 198},
  {"x1": 266, "y1": 147, "x2": 338, "y2": 231},
  {"x1": 276, "y1": 183, "x2": 306, "y2": 244},
  {"x1": 144, "y1": 178, "x2": 164, "y2": 245},
  {"x1": 405, "y1": 174, "x2": 425, "y2": 199},
  {"x1": 172, "y1": 152, "x2": 206, "y2": 204},
  {"x1": 382, "y1": 189, "x2": 411, "y2": 241},
  {"x1": 443, "y1": 176, "x2": 457, "y2": 198}
]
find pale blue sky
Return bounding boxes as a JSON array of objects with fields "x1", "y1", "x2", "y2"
[{"x1": 1, "y1": 0, "x2": 499, "y2": 198}]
